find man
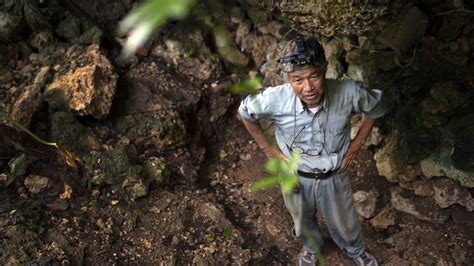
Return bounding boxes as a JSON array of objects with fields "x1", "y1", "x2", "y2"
[{"x1": 238, "y1": 35, "x2": 386, "y2": 265}]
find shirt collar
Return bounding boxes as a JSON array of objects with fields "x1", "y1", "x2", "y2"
[{"x1": 295, "y1": 93, "x2": 328, "y2": 114}]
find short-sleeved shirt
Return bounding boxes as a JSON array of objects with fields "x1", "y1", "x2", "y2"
[{"x1": 238, "y1": 79, "x2": 387, "y2": 173}]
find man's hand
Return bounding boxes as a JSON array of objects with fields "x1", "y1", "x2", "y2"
[
  {"x1": 338, "y1": 116, "x2": 375, "y2": 173},
  {"x1": 338, "y1": 152, "x2": 356, "y2": 172}
]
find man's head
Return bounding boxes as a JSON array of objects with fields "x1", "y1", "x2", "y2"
[{"x1": 279, "y1": 35, "x2": 327, "y2": 108}]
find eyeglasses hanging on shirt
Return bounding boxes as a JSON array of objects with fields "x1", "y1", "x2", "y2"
[{"x1": 289, "y1": 125, "x2": 326, "y2": 156}]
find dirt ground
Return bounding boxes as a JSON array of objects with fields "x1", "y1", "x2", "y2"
[{"x1": 2, "y1": 113, "x2": 473, "y2": 265}]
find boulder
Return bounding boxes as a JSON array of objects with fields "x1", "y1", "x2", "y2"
[
  {"x1": 432, "y1": 178, "x2": 474, "y2": 211},
  {"x1": 421, "y1": 82, "x2": 468, "y2": 115},
  {"x1": 390, "y1": 187, "x2": 450, "y2": 224},
  {"x1": 369, "y1": 205, "x2": 397, "y2": 231},
  {"x1": 353, "y1": 190, "x2": 378, "y2": 219},
  {"x1": 252, "y1": 35, "x2": 276, "y2": 67},
  {"x1": 45, "y1": 44, "x2": 118, "y2": 119}
]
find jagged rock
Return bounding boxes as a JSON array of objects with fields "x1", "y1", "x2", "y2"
[
  {"x1": 50, "y1": 111, "x2": 98, "y2": 154},
  {"x1": 30, "y1": 31, "x2": 57, "y2": 52},
  {"x1": 364, "y1": 126, "x2": 383, "y2": 147},
  {"x1": 267, "y1": 1, "x2": 409, "y2": 37},
  {"x1": 0, "y1": 12, "x2": 22, "y2": 43},
  {"x1": 11, "y1": 66, "x2": 51, "y2": 126},
  {"x1": 374, "y1": 135, "x2": 401, "y2": 183},
  {"x1": 56, "y1": 16, "x2": 81, "y2": 43},
  {"x1": 74, "y1": 25, "x2": 103, "y2": 45},
  {"x1": 122, "y1": 174, "x2": 148, "y2": 200},
  {"x1": 325, "y1": 58, "x2": 344, "y2": 79},
  {"x1": 151, "y1": 27, "x2": 223, "y2": 81},
  {"x1": 323, "y1": 38, "x2": 343, "y2": 60},
  {"x1": 432, "y1": 178, "x2": 474, "y2": 211},
  {"x1": 235, "y1": 21, "x2": 251, "y2": 45},
  {"x1": 142, "y1": 157, "x2": 169, "y2": 186},
  {"x1": 369, "y1": 205, "x2": 397, "y2": 231},
  {"x1": 230, "y1": 6, "x2": 245, "y2": 24},
  {"x1": 85, "y1": 145, "x2": 139, "y2": 186},
  {"x1": 353, "y1": 190, "x2": 378, "y2": 219},
  {"x1": 24, "y1": 175, "x2": 49, "y2": 194},
  {"x1": 413, "y1": 179, "x2": 434, "y2": 197},
  {"x1": 421, "y1": 155, "x2": 474, "y2": 188},
  {"x1": 390, "y1": 187, "x2": 450, "y2": 224},
  {"x1": 252, "y1": 35, "x2": 276, "y2": 67},
  {"x1": 45, "y1": 44, "x2": 117, "y2": 119}
]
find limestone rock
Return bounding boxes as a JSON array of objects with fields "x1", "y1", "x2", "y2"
[
  {"x1": 420, "y1": 151, "x2": 474, "y2": 188},
  {"x1": 432, "y1": 178, "x2": 474, "y2": 211},
  {"x1": 369, "y1": 205, "x2": 397, "y2": 231},
  {"x1": 45, "y1": 44, "x2": 117, "y2": 118},
  {"x1": 151, "y1": 27, "x2": 223, "y2": 81},
  {"x1": 413, "y1": 179, "x2": 434, "y2": 197},
  {"x1": 252, "y1": 35, "x2": 276, "y2": 67},
  {"x1": 353, "y1": 190, "x2": 378, "y2": 219},
  {"x1": 374, "y1": 135, "x2": 401, "y2": 183},
  {"x1": 30, "y1": 31, "x2": 57, "y2": 52},
  {"x1": 390, "y1": 187, "x2": 450, "y2": 224},
  {"x1": 325, "y1": 58, "x2": 344, "y2": 79},
  {"x1": 24, "y1": 175, "x2": 49, "y2": 194}
]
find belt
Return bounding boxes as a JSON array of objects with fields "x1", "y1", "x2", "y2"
[{"x1": 297, "y1": 170, "x2": 336, "y2": 180}]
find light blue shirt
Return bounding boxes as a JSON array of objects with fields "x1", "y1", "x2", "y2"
[{"x1": 238, "y1": 79, "x2": 387, "y2": 173}]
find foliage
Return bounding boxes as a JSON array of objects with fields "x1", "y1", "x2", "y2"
[
  {"x1": 251, "y1": 153, "x2": 300, "y2": 194},
  {"x1": 224, "y1": 225, "x2": 232, "y2": 241},
  {"x1": 119, "y1": 0, "x2": 196, "y2": 58},
  {"x1": 227, "y1": 78, "x2": 262, "y2": 95}
]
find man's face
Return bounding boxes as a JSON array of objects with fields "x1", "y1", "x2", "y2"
[{"x1": 288, "y1": 66, "x2": 325, "y2": 108}]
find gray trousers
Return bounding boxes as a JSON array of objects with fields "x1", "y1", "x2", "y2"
[{"x1": 282, "y1": 172, "x2": 365, "y2": 258}]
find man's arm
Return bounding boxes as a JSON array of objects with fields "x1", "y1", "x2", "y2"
[
  {"x1": 338, "y1": 116, "x2": 375, "y2": 172},
  {"x1": 238, "y1": 114, "x2": 288, "y2": 161}
]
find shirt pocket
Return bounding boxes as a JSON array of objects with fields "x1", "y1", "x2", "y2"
[{"x1": 325, "y1": 114, "x2": 350, "y2": 152}]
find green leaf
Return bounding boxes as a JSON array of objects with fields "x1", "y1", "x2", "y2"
[
  {"x1": 227, "y1": 78, "x2": 262, "y2": 95},
  {"x1": 250, "y1": 176, "x2": 279, "y2": 192},
  {"x1": 206, "y1": 235, "x2": 216, "y2": 242},
  {"x1": 9, "y1": 153, "x2": 26, "y2": 176},
  {"x1": 224, "y1": 225, "x2": 231, "y2": 240},
  {"x1": 119, "y1": 0, "x2": 196, "y2": 58}
]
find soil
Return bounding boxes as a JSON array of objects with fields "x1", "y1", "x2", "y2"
[{"x1": 1, "y1": 115, "x2": 473, "y2": 265}]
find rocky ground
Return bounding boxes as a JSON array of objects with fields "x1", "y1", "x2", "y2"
[
  {"x1": 1, "y1": 0, "x2": 474, "y2": 265},
  {"x1": 1, "y1": 114, "x2": 473, "y2": 265}
]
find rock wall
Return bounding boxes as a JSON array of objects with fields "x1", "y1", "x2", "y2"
[{"x1": 241, "y1": 0, "x2": 474, "y2": 188}]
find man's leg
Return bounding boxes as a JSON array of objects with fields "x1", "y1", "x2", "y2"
[
  {"x1": 316, "y1": 172, "x2": 366, "y2": 258},
  {"x1": 282, "y1": 177, "x2": 324, "y2": 254}
]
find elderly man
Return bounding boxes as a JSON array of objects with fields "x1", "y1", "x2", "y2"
[{"x1": 238, "y1": 35, "x2": 386, "y2": 265}]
